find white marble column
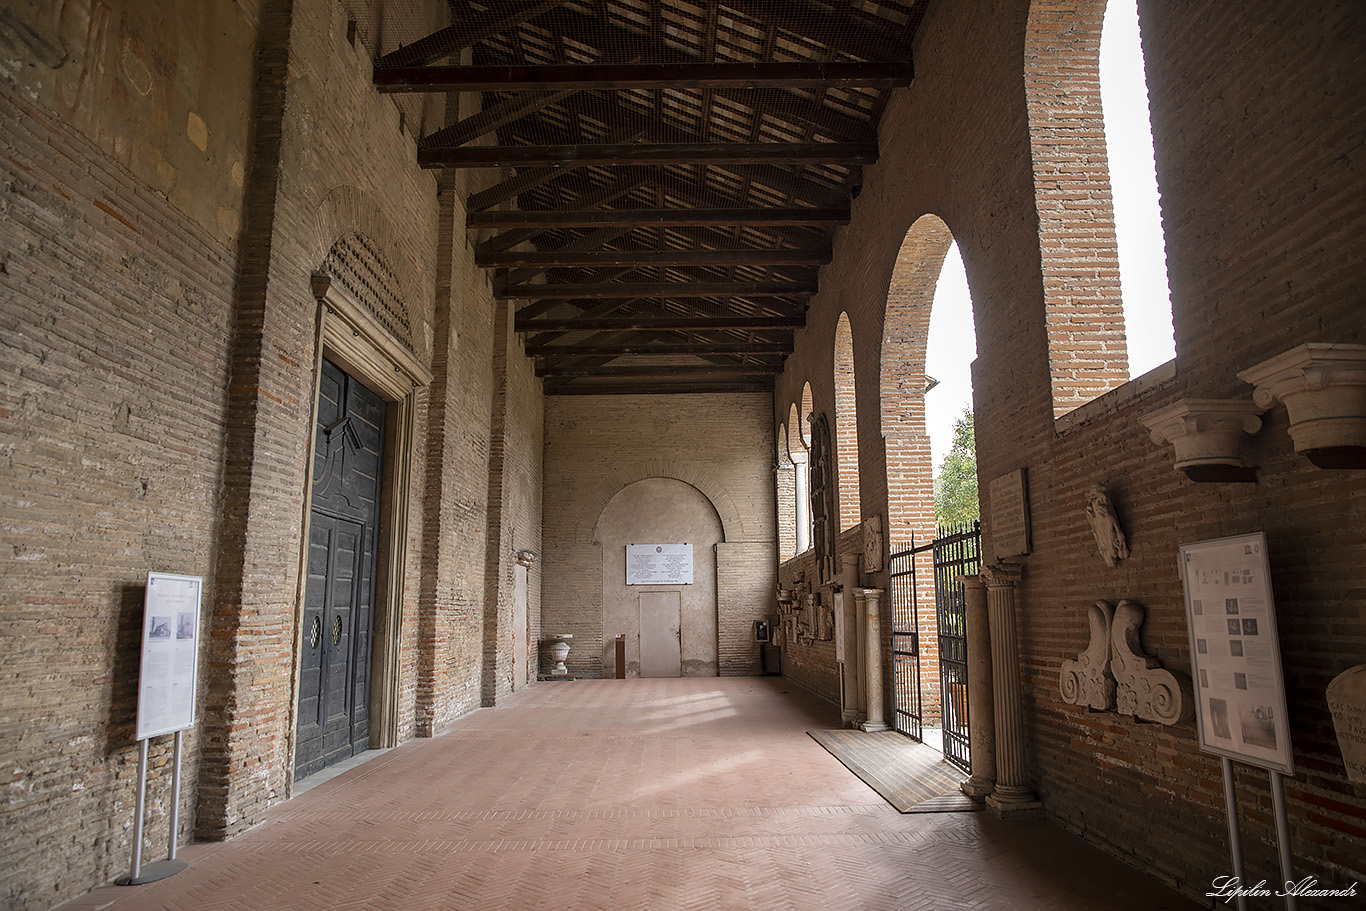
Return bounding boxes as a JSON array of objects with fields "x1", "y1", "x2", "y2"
[
  {"x1": 983, "y1": 562, "x2": 1040, "y2": 817},
  {"x1": 959, "y1": 573, "x2": 996, "y2": 799},
  {"x1": 838, "y1": 554, "x2": 862, "y2": 725},
  {"x1": 858, "y1": 588, "x2": 889, "y2": 732}
]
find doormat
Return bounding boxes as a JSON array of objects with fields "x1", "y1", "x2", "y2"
[{"x1": 808, "y1": 729, "x2": 982, "y2": 814}]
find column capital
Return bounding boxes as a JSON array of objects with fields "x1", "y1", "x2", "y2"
[{"x1": 982, "y1": 561, "x2": 1023, "y2": 589}]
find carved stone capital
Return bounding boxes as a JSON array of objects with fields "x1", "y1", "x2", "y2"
[
  {"x1": 1237, "y1": 342, "x2": 1366, "y2": 468},
  {"x1": 515, "y1": 550, "x2": 538, "y2": 567},
  {"x1": 1109, "y1": 600, "x2": 1194, "y2": 725},
  {"x1": 981, "y1": 562, "x2": 1023, "y2": 589},
  {"x1": 1139, "y1": 399, "x2": 1264, "y2": 478}
]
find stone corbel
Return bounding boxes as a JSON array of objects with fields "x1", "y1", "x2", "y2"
[
  {"x1": 1139, "y1": 399, "x2": 1264, "y2": 482},
  {"x1": 1059, "y1": 601, "x2": 1117, "y2": 711},
  {"x1": 1110, "y1": 600, "x2": 1194, "y2": 725},
  {"x1": 1237, "y1": 342, "x2": 1366, "y2": 469}
]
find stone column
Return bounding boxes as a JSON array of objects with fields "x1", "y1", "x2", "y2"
[
  {"x1": 959, "y1": 574, "x2": 996, "y2": 799},
  {"x1": 792, "y1": 453, "x2": 810, "y2": 554},
  {"x1": 858, "y1": 588, "x2": 889, "y2": 732},
  {"x1": 838, "y1": 553, "x2": 862, "y2": 725},
  {"x1": 983, "y1": 562, "x2": 1040, "y2": 817}
]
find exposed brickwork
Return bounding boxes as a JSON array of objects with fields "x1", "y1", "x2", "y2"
[
  {"x1": 1024, "y1": 0, "x2": 1130, "y2": 415},
  {"x1": 833, "y1": 313, "x2": 862, "y2": 531},
  {"x1": 3, "y1": 1, "x2": 1364, "y2": 910},
  {"x1": 0, "y1": 78, "x2": 238, "y2": 909}
]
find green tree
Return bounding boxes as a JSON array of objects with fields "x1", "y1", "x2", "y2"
[{"x1": 934, "y1": 408, "x2": 979, "y2": 527}]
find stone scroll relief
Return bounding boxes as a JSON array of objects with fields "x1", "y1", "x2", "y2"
[
  {"x1": 1059, "y1": 599, "x2": 1194, "y2": 725},
  {"x1": 1059, "y1": 601, "x2": 1117, "y2": 711}
]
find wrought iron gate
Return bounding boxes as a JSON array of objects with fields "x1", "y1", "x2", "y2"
[
  {"x1": 890, "y1": 545, "x2": 923, "y2": 740},
  {"x1": 889, "y1": 521, "x2": 981, "y2": 774},
  {"x1": 932, "y1": 521, "x2": 981, "y2": 772}
]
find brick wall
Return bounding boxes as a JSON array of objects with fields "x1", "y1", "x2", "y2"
[
  {"x1": 541, "y1": 394, "x2": 777, "y2": 679},
  {"x1": 773, "y1": 0, "x2": 1365, "y2": 901}
]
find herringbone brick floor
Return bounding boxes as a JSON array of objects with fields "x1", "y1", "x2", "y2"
[{"x1": 58, "y1": 678, "x2": 1200, "y2": 910}]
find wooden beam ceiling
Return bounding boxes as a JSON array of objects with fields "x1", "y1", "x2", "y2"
[{"x1": 376, "y1": 0, "x2": 919, "y2": 392}]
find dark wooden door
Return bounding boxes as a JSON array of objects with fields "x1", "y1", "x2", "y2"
[{"x1": 295, "y1": 359, "x2": 385, "y2": 780}]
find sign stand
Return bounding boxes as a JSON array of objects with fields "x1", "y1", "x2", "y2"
[
  {"x1": 117, "y1": 572, "x2": 202, "y2": 887},
  {"x1": 118, "y1": 731, "x2": 188, "y2": 885},
  {"x1": 1180, "y1": 534, "x2": 1297, "y2": 910}
]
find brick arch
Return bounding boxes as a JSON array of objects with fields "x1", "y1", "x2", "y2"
[
  {"x1": 833, "y1": 312, "x2": 861, "y2": 531},
  {"x1": 881, "y1": 214, "x2": 952, "y2": 547},
  {"x1": 1025, "y1": 0, "x2": 1129, "y2": 415},
  {"x1": 578, "y1": 464, "x2": 745, "y2": 545}
]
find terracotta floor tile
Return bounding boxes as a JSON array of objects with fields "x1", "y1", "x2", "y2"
[{"x1": 56, "y1": 678, "x2": 1199, "y2": 911}]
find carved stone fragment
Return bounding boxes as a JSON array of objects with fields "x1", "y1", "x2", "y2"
[
  {"x1": 1084, "y1": 485, "x2": 1129, "y2": 567},
  {"x1": 1110, "y1": 600, "x2": 1194, "y2": 725},
  {"x1": 1059, "y1": 601, "x2": 1116, "y2": 711}
]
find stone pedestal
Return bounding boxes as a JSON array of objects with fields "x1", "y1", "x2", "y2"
[
  {"x1": 982, "y1": 563, "x2": 1041, "y2": 817},
  {"x1": 858, "y1": 588, "x2": 889, "y2": 732},
  {"x1": 960, "y1": 574, "x2": 996, "y2": 799},
  {"x1": 839, "y1": 553, "x2": 862, "y2": 726}
]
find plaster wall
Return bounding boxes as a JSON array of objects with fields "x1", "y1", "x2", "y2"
[{"x1": 596, "y1": 479, "x2": 723, "y2": 678}]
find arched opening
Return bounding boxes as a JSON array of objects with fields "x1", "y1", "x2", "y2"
[
  {"x1": 788, "y1": 402, "x2": 811, "y2": 554},
  {"x1": 1024, "y1": 0, "x2": 1129, "y2": 415},
  {"x1": 881, "y1": 215, "x2": 949, "y2": 734},
  {"x1": 1100, "y1": 0, "x2": 1175, "y2": 377},
  {"x1": 776, "y1": 423, "x2": 797, "y2": 562},
  {"x1": 833, "y1": 313, "x2": 861, "y2": 531}
]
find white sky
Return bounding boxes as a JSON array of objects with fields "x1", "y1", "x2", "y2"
[{"x1": 924, "y1": 0, "x2": 1174, "y2": 470}]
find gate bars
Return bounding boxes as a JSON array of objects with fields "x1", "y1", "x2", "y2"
[{"x1": 890, "y1": 521, "x2": 981, "y2": 773}]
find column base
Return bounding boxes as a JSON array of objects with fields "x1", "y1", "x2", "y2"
[
  {"x1": 842, "y1": 710, "x2": 861, "y2": 727},
  {"x1": 960, "y1": 775, "x2": 995, "y2": 800},
  {"x1": 986, "y1": 787, "x2": 1043, "y2": 819},
  {"x1": 859, "y1": 721, "x2": 890, "y2": 733}
]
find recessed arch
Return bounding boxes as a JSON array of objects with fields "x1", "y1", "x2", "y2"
[{"x1": 833, "y1": 312, "x2": 861, "y2": 531}]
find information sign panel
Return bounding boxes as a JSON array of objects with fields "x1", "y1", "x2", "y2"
[
  {"x1": 1179, "y1": 533, "x2": 1293, "y2": 773},
  {"x1": 135, "y1": 572, "x2": 203, "y2": 740},
  {"x1": 626, "y1": 544, "x2": 693, "y2": 585}
]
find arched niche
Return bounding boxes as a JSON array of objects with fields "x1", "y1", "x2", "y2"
[{"x1": 594, "y1": 478, "x2": 724, "y2": 678}]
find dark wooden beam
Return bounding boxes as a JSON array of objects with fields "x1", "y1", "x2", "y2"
[
  {"x1": 515, "y1": 315, "x2": 807, "y2": 331},
  {"x1": 467, "y1": 207, "x2": 849, "y2": 228},
  {"x1": 375, "y1": 61, "x2": 913, "y2": 93},
  {"x1": 421, "y1": 90, "x2": 573, "y2": 148},
  {"x1": 537, "y1": 363, "x2": 780, "y2": 378},
  {"x1": 374, "y1": 0, "x2": 565, "y2": 69},
  {"x1": 477, "y1": 248, "x2": 830, "y2": 268},
  {"x1": 423, "y1": 142, "x2": 877, "y2": 168},
  {"x1": 501, "y1": 281, "x2": 815, "y2": 300},
  {"x1": 525, "y1": 341, "x2": 792, "y2": 356},
  {"x1": 544, "y1": 380, "x2": 773, "y2": 396}
]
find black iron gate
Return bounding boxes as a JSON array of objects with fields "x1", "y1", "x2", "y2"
[
  {"x1": 933, "y1": 521, "x2": 981, "y2": 773},
  {"x1": 890, "y1": 544, "x2": 923, "y2": 740},
  {"x1": 889, "y1": 521, "x2": 981, "y2": 773}
]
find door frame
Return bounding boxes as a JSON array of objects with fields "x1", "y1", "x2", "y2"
[{"x1": 287, "y1": 273, "x2": 431, "y2": 790}]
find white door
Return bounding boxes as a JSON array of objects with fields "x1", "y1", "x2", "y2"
[{"x1": 639, "y1": 592, "x2": 681, "y2": 677}]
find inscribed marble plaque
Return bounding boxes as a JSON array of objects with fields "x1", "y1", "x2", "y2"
[{"x1": 988, "y1": 469, "x2": 1031, "y2": 560}]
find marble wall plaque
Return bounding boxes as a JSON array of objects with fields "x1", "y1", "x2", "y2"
[
  {"x1": 988, "y1": 468, "x2": 1031, "y2": 560},
  {"x1": 1327, "y1": 665, "x2": 1366, "y2": 784}
]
